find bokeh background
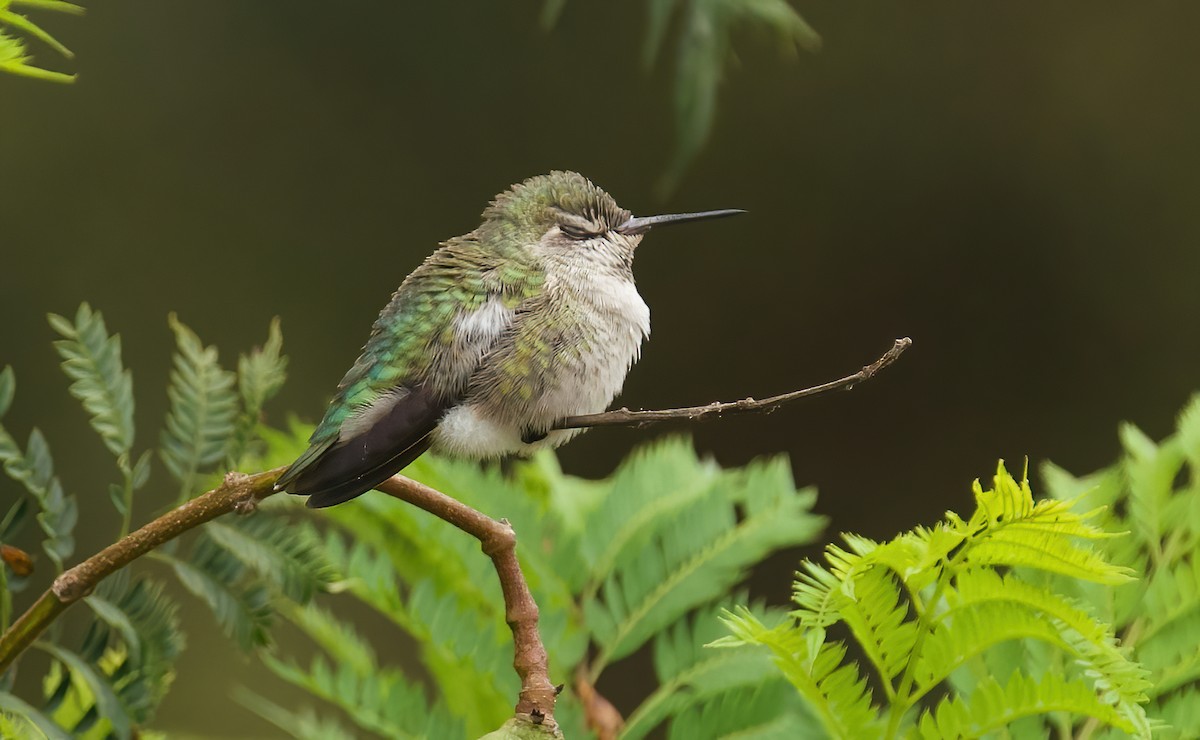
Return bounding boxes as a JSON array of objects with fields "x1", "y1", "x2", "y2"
[{"x1": 4, "y1": 1, "x2": 1200, "y2": 735}]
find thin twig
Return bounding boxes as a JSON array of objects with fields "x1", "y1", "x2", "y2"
[
  {"x1": 0, "y1": 468, "x2": 284, "y2": 674},
  {"x1": 375, "y1": 475, "x2": 560, "y2": 730},
  {"x1": 556, "y1": 337, "x2": 911, "y2": 430}
]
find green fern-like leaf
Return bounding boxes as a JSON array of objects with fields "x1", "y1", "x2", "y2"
[
  {"x1": 159, "y1": 314, "x2": 238, "y2": 499},
  {"x1": 727, "y1": 462, "x2": 1151, "y2": 739},
  {"x1": 586, "y1": 455, "x2": 823, "y2": 675},
  {"x1": 48, "y1": 304, "x2": 135, "y2": 458},
  {"x1": 719, "y1": 607, "x2": 885, "y2": 738}
]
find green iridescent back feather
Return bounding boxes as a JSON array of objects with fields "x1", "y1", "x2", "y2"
[{"x1": 309, "y1": 240, "x2": 542, "y2": 444}]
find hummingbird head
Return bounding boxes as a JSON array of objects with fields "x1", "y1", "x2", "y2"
[{"x1": 479, "y1": 171, "x2": 743, "y2": 265}]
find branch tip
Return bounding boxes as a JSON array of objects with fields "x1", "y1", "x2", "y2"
[{"x1": 554, "y1": 336, "x2": 912, "y2": 430}]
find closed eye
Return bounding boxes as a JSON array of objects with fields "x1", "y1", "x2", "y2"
[{"x1": 560, "y1": 223, "x2": 598, "y2": 240}]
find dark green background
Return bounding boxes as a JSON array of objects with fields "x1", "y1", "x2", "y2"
[{"x1": 3, "y1": 1, "x2": 1200, "y2": 735}]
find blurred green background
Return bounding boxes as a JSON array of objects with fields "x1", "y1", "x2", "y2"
[{"x1": 3, "y1": 0, "x2": 1200, "y2": 735}]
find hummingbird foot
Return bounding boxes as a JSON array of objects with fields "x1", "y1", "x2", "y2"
[{"x1": 520, "y1": 428, "x2": 549, "y2": 445}]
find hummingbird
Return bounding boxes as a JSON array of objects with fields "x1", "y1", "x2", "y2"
[{"x1": 277, "y1": 171, "x2": 742, "y2": 508}]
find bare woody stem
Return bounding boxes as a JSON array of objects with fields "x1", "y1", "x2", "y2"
[
  {"x1": 375, "y1": 476, "x2": 560, "y2": 728},
  {"x1": 555, "y1": 337, "x2": 912, "y2": 430}
]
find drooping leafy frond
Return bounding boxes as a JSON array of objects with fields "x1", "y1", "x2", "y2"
[
  {"x1": 541, "y1": 0, "x2": 819, "y2": 191},
  {"x1": 724, "y1": 462, "x2": 1151, "y2": 739},
  {"x1": 0, "y1": 374, "x2": 77, "y2": 570},
  {"x1": 159, "y1": 314, "x2": 238, "y2": 499}
]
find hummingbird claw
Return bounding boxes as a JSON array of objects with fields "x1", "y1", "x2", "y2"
[{"x1": 521, "y1": 428, "x2": 549, "y2": 445}]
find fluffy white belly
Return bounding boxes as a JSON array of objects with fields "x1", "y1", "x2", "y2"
[{"x1": 433, "y1": 275, "x2": 650, "y2": 459}]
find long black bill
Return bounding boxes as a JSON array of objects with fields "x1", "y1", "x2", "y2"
[{"x1": 616, "y1": 208, "x2": 745, "y2": 235}]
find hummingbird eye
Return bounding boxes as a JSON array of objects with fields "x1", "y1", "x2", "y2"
[{"x1": 559, "y1": 222, "x2": 600, "y2": 240}]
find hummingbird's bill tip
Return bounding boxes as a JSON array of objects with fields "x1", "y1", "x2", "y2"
[{"x1": 617, "y1": 208, "x2": 746, "y2": 234}]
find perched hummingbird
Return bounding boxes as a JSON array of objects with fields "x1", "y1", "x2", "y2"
[{"x1": 278, "y1": 171, "x2": 741, "y2": 508}]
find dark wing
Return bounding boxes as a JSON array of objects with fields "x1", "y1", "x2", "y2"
[{"x1": 278, "y1": 384, "x2": 445, "y2": 509}]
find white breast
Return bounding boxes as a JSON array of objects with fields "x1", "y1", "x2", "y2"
[{"x1": 434, "y1": 272, "x2": 650, "y2": 459}]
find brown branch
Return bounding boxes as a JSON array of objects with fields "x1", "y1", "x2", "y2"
[
  {"x1": 374, "y1": 475, "x2": 560, "y2": 731},
  {"x1": 0, "y1": 468, "x2": 284, "y2": 674},
  {"x1": 555, "y1": 337, "x2": 912, "y2": 430}
]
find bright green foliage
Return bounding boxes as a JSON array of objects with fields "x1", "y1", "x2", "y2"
[
  {"x1": 719, "y1": 463, "x2": 1152, "y2": 739},
  {"x1": 1038, "y1": 394, "x2": 1200, "y2": 740},
  {"x1": 160, "y1": 314, "x2": 240, "y2": 500},
  {"x1": 0, "y1": 0, "x2": 81, "y2": 82},
  {"x1": 1, "y1": 305, "x2": 327, "y2": 738},
  {"x1": 240, "y1": 433, "x2": 825, "y2": 738},
  {"x1": 544, "y1": 0, "x2": 819, "y2": 191}
]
